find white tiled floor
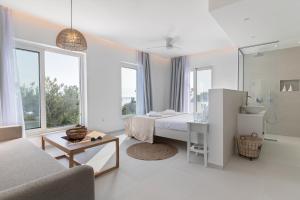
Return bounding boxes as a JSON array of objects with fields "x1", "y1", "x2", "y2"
[
  {"x1": 32, "y1": 134, "x2": 300, "y2": 200},
  {"x1": 93, "y1": 134, "x2": 300, "y2": 200}
]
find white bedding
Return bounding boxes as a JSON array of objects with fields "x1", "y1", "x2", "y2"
[
  {"x1": 125, "y1": 111, "x2": 193, "y2": 143},
  {"x1": 155, "y1": 113, "x2": 193, "y2": 132}
]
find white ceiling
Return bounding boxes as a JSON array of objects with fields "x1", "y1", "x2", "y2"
[
  {"x1": 210, "y1": 0, "x2": 300, "y2": 50},
  {"x1": 0, "y1": 0, "x2": 234, "y2": 57}
]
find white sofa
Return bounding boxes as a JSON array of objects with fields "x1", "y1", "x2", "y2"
[{"x1": 0, "y1": 126, "x2": 95, "y2": 200}]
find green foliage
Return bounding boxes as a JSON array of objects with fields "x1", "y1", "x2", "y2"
[
  {"x1": 20, "y1": 77, "x2": 80, "y2": 129},
  {"x1": 122, "y1": 97, "x2": 136, "y2": 115},
  {"x1": 45, "y1": 77, "x2": 79, "y2": 128},
  {"x1": 20, "y1": 82, "x2": 40, "y2": 129}
]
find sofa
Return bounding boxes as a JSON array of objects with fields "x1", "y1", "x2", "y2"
[{"x1": 0, "y1": 126, "x2": 95, "y2": 200}]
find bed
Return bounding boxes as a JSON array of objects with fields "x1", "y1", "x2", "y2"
[
  {"x1": 125, "y1": 111, "x2": 199, "y2": 143},
  {"x1": 154, "y1": 113, "x2": 199, "y2": 143}
]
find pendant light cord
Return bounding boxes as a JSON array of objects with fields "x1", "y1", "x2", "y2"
[{"x1": 70, "y1": 0, "x2": 73, "y2": 29}]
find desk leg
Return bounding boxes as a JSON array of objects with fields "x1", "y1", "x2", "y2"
[
  {"x1": 204, "y1": 132, "x2": 208, "y2": 167},
  {"x1": 94, "y1": 139, "x2": 120, "y2": 177},
  {"x1": 69, "y1": 153, "x2": 74, "y2": 168},
  {"x1": 116, "y1": 138, "x2": 119, "y2": 168},
  {"x1": 187, "y1": 124, "x2": 191, "y2": 162},
  {"x1": 41, "y1": 136, "x2": 45, "y2": 150}
]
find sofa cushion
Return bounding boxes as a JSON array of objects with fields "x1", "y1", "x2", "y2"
[
  {"x1": 0, "y1": 138, "x2": 66, "y2": 191},
  {"x1": 0, "y1": 126, "x2": 22, "y2": 142},
  {"x1": 0, "y1": 166, "x2": 95, "y2": 200}
]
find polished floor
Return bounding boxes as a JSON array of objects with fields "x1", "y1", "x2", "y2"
[{"x1": 32, "y1": 134, "x2": 300, "y2": 200}]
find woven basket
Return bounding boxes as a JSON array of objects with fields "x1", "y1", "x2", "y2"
[
  {"x1": 66, "y1": 125, "x2": 88, "y2": 140},
  {"x1": 236, "y1": 133, "x2": 263, "y2": 160}
]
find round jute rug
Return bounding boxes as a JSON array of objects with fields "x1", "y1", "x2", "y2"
[{"x1": 127, "y1": 142, "x2": 177, "y2": 160}]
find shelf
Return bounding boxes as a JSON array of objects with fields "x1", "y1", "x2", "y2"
[
  {"x1": 280, "y1": 79, "x2": 299, "y2": 92},
  {"x1": 189, "y1": 144, "x2": 208, "y2": 154}
]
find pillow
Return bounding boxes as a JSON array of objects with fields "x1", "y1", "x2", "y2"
[
  {"x1": 161, "y1": 109, "x2": 177, "y2": 115},
  {"x1": 147, "y1": 111, "x2": 162, "y2": 117}
]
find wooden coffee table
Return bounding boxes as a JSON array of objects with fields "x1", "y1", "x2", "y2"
[{"x1": 41, "y1": 131, "x2": 119, "y2": 177}]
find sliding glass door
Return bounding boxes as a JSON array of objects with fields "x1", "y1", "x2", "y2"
[
  {"x1": 189, "y1": 68, "x2": 212, "y2": 113},
  {"x1": 15, "y1": 42, "x2": 85, "y2": 134},
  {"x1": 196, "y1": 68, "x2": 212, "y2": 112},
  {"x1": 45, "y1": 51, "x2": 80, "y2": 128},
  {"x1": 121, "y1": 66, "x2": 137, "y2": 116}
]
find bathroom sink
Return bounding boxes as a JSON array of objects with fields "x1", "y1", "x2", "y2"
[{"x1": 245, "y1": 106, "x2": 265, "y2": 114}]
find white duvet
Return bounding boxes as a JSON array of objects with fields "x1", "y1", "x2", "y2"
[
  {"x1": 125, "y1": 111, "x2": 188, "y2": 143},
  {"x1": 155, "y1": 113, "x2": 193, "y2": 131}
]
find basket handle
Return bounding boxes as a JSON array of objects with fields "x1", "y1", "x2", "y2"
[
  {"x1": 251, "y1": 132, "x2": 258, "y2": 137},
  {"x1": 240, "y1": 136, "x2": 246, "y2": 140}
]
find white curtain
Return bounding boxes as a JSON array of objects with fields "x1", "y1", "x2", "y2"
[{"x1": 0, "y1": 6, "x2": 24, "y2": 129}]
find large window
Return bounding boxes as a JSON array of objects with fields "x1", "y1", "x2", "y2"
[
  {"x1": 45, "y1": 51, "x2": 80, "y2": 128},
  {"x1": 189, "y1": 68, "x2": 212, "y2": 113},
  {"x1": 15, "y1": 43, "x2": 84, "y2": 133},
  {"x1": 121, "y1": 66, "x2": 137, "y2": 116}
]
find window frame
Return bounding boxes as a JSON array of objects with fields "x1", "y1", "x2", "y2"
[
  {"x1": 190, "y1": 66, "x2": 213, "y2": 113},
  {"x1": 15, "y1": 48, "x2": 42, "y2": 130},
  {"x1": 15, "y1": 39, "x2": 87, "y2": 136},
  {"x1": 120, "y1": 61, "x2": 138, "y2": 118}
]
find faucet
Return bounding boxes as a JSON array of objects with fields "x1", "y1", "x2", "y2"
[
  {"x1": 247, "y1": 95, "x2": 252, "y2": 106},
  {"x1": 245, "y1": 92, "x2": 252, "y2": 106}
]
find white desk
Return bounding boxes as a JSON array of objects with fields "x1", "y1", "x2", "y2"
[{"x1": 187, "y1": 121, "x2": 209, "y2": 167}]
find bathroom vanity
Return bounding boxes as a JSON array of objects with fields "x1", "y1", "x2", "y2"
[{"x1": 237, "y1": 111, "x2": 266, "y2": 138}]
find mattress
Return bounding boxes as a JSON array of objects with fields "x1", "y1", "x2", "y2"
[{"x1": 155, "y1": 113, "x2": 193, "y2": 132}]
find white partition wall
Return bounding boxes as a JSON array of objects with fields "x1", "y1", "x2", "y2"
[
  {"x1": 207, "y1": 89, "x2": 224, "y2": 167},
  {"x1": 208, "y1": 89, "x2": 246, "y2": 167}
]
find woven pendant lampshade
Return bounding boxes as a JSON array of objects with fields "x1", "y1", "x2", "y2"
[
  {"x1": 56, "y1": 0, "x2": 87, "y2": 51},
  {"x1": 56, "y1": 28, "x2": 87, "y2": 51}
]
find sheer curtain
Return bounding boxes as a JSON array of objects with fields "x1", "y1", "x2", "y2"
[
  {"x1": 136, "y1": 51, "x2": 153, "y2": 115},
  {"x1": 170, "y1": 56, "x2": 189, "y2": 112},
  {"x1": 0, "y1": 6, "x2": 24, "y2": 130}
]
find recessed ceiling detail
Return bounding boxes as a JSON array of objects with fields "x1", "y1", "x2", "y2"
[{"x1": 210, "y1": 0, "x2": 300, "y2": 49}]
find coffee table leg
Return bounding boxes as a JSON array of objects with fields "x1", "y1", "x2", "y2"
[
  {"x1": 116, "y1": 138, "x2": 119, "y2": 168},
  {"x1": 69, "y1": 153, "x2": 74, "y2": 168},
  {"x1": 41, "y1": 136, "x2": 45, "y2": 150},
  {"x1": 94, "y1": 138, "x2": 120, "y2": 177}
]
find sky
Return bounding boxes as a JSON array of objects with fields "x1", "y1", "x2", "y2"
[
  {"x1": 16, "y1": 49, "x2": 80, "y2": 88},
  {"x1": 197, "y1": 69, "x2": 211, "y2": 92},
  {"x1": 45, "y1": 51, "x2": 79, "y2": 87},
  {"x1": 121, "y1": 67, "x2": 136, "y2": 98},
  {"x1": 190, "y1": 69, "x2": 212, "y2": 92},
  {"x1": 16, "y1": 49, "x2": 39, "y2": 87}
]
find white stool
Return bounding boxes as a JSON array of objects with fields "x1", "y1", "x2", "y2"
[{"x1": 187, "y1": 122, "x2": 209, "y2": 167}]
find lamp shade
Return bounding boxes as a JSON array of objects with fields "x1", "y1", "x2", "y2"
[{"x1": 56, "y1": 28, "x2": 87, "y2": 51}]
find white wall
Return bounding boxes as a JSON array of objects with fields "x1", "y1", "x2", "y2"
[
  {"x1": 12, "y1": 11, "x2": 171, "y2": 132},
  {"x1": 208, "y1": 89, "x2": 224, "y2": 166},
  {"x1": 222, "y1": 89, "x2": 245, "y2": 165},
  {"x1": 189, "y1": 48, "x2": 238, "y2": 90},
  {"x1": 209, "y1": 89, "x2": 245, "y2": 167}
]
